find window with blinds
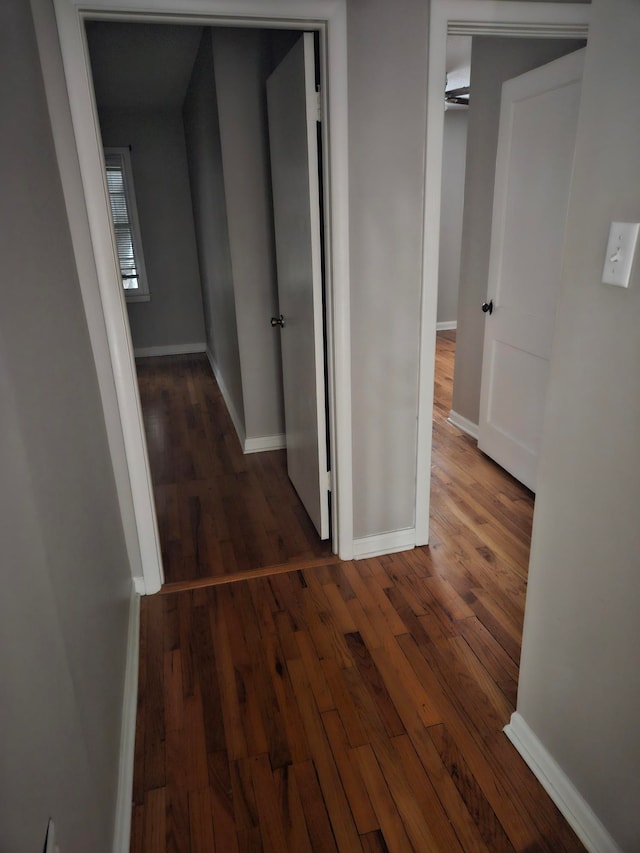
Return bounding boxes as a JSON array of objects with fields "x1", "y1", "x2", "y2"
[{"x1": 104, "y1": 148, "x2": 149, "y2": 300}]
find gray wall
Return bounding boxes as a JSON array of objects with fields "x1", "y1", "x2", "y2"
[
  {"x1": 348, "y1": 0, "x2": 429, "y2": 540},
  {"x1": 0, "y1": 1, "x2": 132, "y2": 849},
  {"x1": 517, "y1": 0, "x2": 640, "y2": 847},
  {"x1": 212, "y1": 28, "x2": 285, "y2": 442},
  {"x1": 452, "y1": 36, "x2": 586, "y2": 425},
  {"x1": 437, "y1": 110, "x2": 468, "y2": 325},
  {"x1": 183, "y1": 29, "x2": 245, "y2": 431},
  {"x1": 98, "y1": 107, "x2": 206, "y2": 352}
]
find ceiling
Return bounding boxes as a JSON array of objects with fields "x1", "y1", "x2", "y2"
[
  {"x1": 85, "y1": 22, "x2": 203, "y2": 110},
  {"x1": 87, "y1": 23, "x2": 471, "y2": 112}
]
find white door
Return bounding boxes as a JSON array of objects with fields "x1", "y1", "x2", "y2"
[
  {"x1": 267, "y1": 33, "x2": 329, "y2": 540},
  {"x1": 478, "y1": 49, "x2": 584, "y2": 492}
]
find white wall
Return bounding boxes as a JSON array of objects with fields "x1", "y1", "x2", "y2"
[
  {"x1": 517, "y1": 1, "x2": 640, "y2": 848},
  {"x1": 98, "y1": 108, "x2": 206, "y2": 352},
  {"x1": 437, "y1": 109, "x2": 468, "y2": 326},
  {"x1": 348, "y1": 0, "x2": 429, "y2": 540},
  {"x1": 183, "y1": 29, "x2": 246, "y2": 434},
  {"x1": 0, "y1": 1, "x2": 132, "y2": 849},
  {"x1": 452, "y1": 36, "x2": 586, "y2": 426},
  {"x1": 212, "y1": 28, "x2": 285, "y2": 443}
]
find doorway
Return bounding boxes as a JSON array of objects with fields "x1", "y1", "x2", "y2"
[
  {"x1": 433, "y1": 33, "x2": 585, "y2": 480},
  {"x1": 50, "y1": 0, "x2": 353, "y2": 594},
  {"x1": 85, "y1": 21, "x2": 335, "y2": 585},
  {"x1": 415, "y1": 0, "x2": 590, "y2": 546}
]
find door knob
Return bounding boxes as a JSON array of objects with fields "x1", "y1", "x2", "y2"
[
  {"x1": 481, "y1": 300, "x2": 494, "y2": 315},
  {"x1": 271, "y1": 314, "x2": 285, "y2": 328}
]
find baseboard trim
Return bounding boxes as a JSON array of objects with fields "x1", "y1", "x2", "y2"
[
  {"x1": 352, "y1": 528, "x2": 416, "y2": 560},
  {"x1": 436, "y1": 321, "x2": 457, "y2": 331},
  {"x1": 132, "y1": 575, "x2": 146, "y2": 596},
  {"x1": 133, "y1": 342, "x2": 206, "y2": 358},
  {"x1": 113, "y1": 584, "x2": 140, "y2": 853},
  {"x1": 447, "y1": 409, "x2": 479, "y2": 440},
  {"x1": 504, "y1": 713, "x2": 621, "y2": 853},
  {"x1": 244, "y1": 434, "x2": 286, "y2": 454},
  {"x1": 206, "y1": 349, "x2": 246, "y2": 450}
]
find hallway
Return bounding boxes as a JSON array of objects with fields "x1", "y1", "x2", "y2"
[{"x1": 131, "y1": 333, "x2": 582, "y2": 851}]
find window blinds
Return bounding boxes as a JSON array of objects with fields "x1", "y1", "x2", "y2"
[{"x1": 105, "y1": 152, "x2": 141, "y2": 290}]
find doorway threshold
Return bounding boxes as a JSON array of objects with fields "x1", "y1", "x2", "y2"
[{"x1": 160, "y1": 555, "x2": 339, "y2": 594}]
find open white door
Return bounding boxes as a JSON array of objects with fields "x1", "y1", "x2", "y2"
[
  {"x1": 267, "y1": 34, "x2": 329, "y2": 540},
  {"x1": 478, "y1": 49, "x2": 584, "y2": 492}
]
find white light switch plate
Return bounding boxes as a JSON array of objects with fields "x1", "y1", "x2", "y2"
[{"x1": 602, "y1": 221, "x2": 639, "y2": 287}]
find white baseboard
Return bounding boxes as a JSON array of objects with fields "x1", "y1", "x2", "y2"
[
  {"x1": 133, "y1": 342, "x2": 206, "y2": 358},
  {"x1": 436, "y1": 321, "x2": 457, "y2": 331},
  {"x1": 132, "y1": 575, "x2": 146, "y2": 596},
  {"x1": 504, "y1": 713, "x2": 621, "y2": 853},
  {"x1": 352, "y1": 527, "x2": 416, "y2": 560},
  {"x1": 113, "y1": 584, "x2": 140, "y2": 853},
  {"x1": 206, "y1": 349, "x2": 246, "y2": 450},
  {"x1": 447, "y1": 409, "x2": 479, "y2": 440},
  {"x1": 244, "y1": 434, "x2": 286, "y2": 454}
]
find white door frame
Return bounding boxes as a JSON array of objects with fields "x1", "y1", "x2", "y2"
[
  {"x1": 49, "y1": 0, "x2": 353, "y2": 594},
  {"x1": 414, "y1": 0, "x2": 590, "y2": 545}
]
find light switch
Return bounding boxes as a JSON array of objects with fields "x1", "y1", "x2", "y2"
[{"x1": 602, "y1": 221, "x2": 639, "y2": 288}]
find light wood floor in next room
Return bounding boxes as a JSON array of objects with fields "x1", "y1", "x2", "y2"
[
  {"x1": 136, "y1": 353, "x2": 333, "y2": 584},
  {"x1": 131, "y1": 331, "x2": 585, "y2": 852}
]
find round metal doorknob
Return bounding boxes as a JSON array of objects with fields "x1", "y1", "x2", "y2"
[
  {"x1": 271, "y1": 314, "x2": 285, "y2": 328},
  {"x1": 481, "y1": 300, "x2": 494, "y2": 315}
]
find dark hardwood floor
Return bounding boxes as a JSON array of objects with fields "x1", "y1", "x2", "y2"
[
  {"x1": 136, "y1": 353, "x2": 332, "y2": 584},
  {"x1": 131, "y1": 332, "x2": 584, "y2": 852}
]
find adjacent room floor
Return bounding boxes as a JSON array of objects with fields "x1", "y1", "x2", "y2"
[
  {"x1": 130, "y1": 332, "x2": 584, "y2": 851},
  {"x1": 136, "y1": 353, "x2": 333, "y2": 585}
]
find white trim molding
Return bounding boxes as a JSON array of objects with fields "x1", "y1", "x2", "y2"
[
  {"x1": 436, "y1": 321, "x2": 457, "y2": 332},
  {"x1": 206, "y1": 349, "x2": 246, "y2": 451},
  {"x1": 413, "y1": 0, "x2": 590, "y2": 547},
  {"x1": 504, "y1": 713, "x2": 622, "y2": 853},
  {"x1": 48, "y1": 0, "x2": 165, "y2": 594},
  {"x1": 353, "y1": 528, "x2": 415, "y2": 560},
  {"x1": 134, "y1": 342, "x2": 206, "y2": 358},
  {"x1": 132, "y1": 575, "x2": 146, "y2": 596},
  {"x1": 244, "y1": 434, "x2": 286, "y2": 454},
  {"x1": 112, "y1": 584, "x2": 140, "y2": 853},
  {"x1": 48, "y1": 0, "x2": 354, "y2": 588},
  {"x1": 447, "y1": 409, "x2": 479, "y2": 441}
]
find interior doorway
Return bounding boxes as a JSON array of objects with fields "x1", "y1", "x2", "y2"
[
  {"x1": 85, "y1": 20, "x2": 335, "y2": 585},
  {"x1": 433, "y1": 31, "x2": 585, "y2": 482},
  {"x1": 51, "y1": 0, "x2": 352, "y2": 594},
  {"x1": 428, "y1": 28, "x2": 588, "y2": 715},
  {"x1": 415, "y1": 0, "x2": 590, "y2": 548}
]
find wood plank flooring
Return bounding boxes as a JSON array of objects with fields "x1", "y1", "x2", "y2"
[
  {"x1": 131, "y1": 333, "x2": 584, "y2": 851},
  {"x1": 135, "y1": 354, "x2": 332, "y2": 583}
]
